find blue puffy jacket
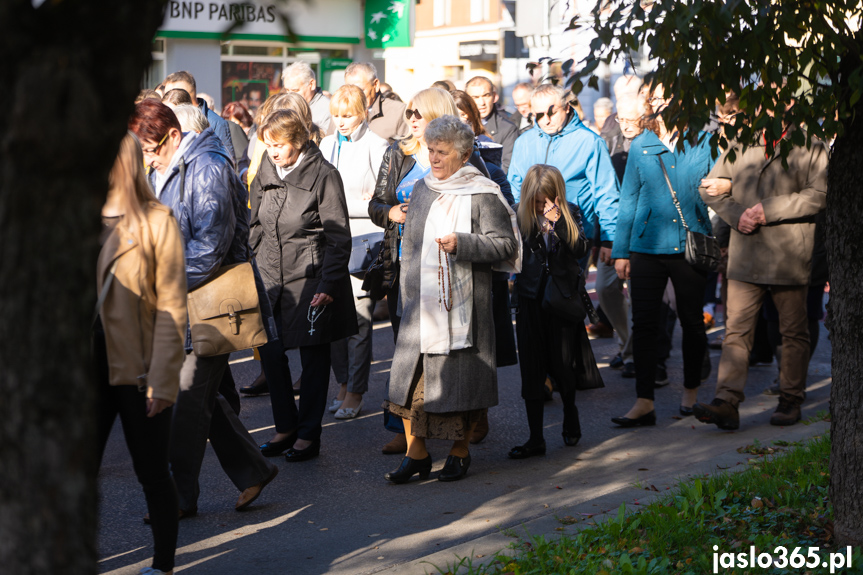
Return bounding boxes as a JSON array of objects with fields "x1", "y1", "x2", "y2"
[
  {"x1": 611, "y1": 130, "x2": 714, "y2": 259},
  {"x1": 198, "y1": 98, "x2": 236, "y2": 170},
  {"x1": 148, "y1": 128, "x2": 250, "y2": 290},
  {"x1": 508, "y1": 113, "x2": 619, "y2": 243}
]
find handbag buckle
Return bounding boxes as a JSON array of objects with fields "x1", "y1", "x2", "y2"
[{"x1": 227, "y1": 304, "x2": 240, "y2": 335}]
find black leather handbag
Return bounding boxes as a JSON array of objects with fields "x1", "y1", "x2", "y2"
[
  {"x1": 658, "y1": 157, "x2": 720, "y2": 273},
  {"x1": 348, "y1": 232, "x2": 384, "y2": 278},
  {"x1": 542, "y1": 272, "x2": 587, "y2": 324}
]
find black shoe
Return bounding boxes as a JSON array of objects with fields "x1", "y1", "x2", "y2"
[
  {"x1": 508, "y1": 441, "x2": 546, "y2": 459},
  {"x1": 609, "y1": 354, "x2": 625, "y2": 370},
  {"x1": 438, "y1": 454, "x2": 471, "y2": 482},
  {"x1": 385, "y1": 455, "x2": 432, "y2": 483},
  {"x1": 144, "y1": 507, "x2": 196, "y2": 525},
  {"x1": 562, "y1": 433, "x2": 581, "y2": 447},
  {"x1": 259, "y1": 432, "x2": 297, "y2": 457},
  {"x1": 654, "y1": 364, "x2": 669, "y2": 387},
  {"x1": 621, "y1": 362, "x2": 636, "y2": 378},
  {"x1": 693, "y1": 398, "x2": 739, "y2": 430},
  {"x1": 239, "y1": 373, "x2": 269, "y2": 396},
  {"x1": 679, "y1": 405, "x2": 694, "y2": 417},
  {"x1": 708, "y1": 336, "x2": 724, "y2": 350},
  {"x1": 701, "y1": 351, "x2": 712, "y2": 382},
  {"x1": 749, "y1": 354, "x2": 773, "y2": 366},
  {"x1": 284, "y1": 440, "x2": 320, "y2": 462},
  {"x1": 611, "y1": 411, "x2": 656, "y2": 427}
]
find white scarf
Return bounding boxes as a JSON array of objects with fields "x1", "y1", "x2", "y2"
[{"x1": 419, "y1": 165, "x2": 522, "y2": 354}]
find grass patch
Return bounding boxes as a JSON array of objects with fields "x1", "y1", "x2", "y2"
[{"x1": 437, "y1": 434, "x2": 863, "y2": 575}]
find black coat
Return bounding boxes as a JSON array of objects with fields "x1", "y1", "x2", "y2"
[
  {"x1": 484, "y1": 107, "x2": 518, "y2": 173},
  {"x1": 250, "y1": 143, "x2": 358, "y2": 347}
]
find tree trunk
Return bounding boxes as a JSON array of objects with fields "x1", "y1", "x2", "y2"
[
  {"x1": 827, "y1": 107, "x2": 863, "y2": 546},
  {"x1": 0, "y1": 1, "x2": 165, "y2": 572}
]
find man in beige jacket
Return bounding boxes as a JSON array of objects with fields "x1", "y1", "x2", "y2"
[{"x1": 693, "y1": 131, "x2": 828, "y2": 429}]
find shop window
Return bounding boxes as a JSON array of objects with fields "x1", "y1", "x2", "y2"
[
  {"x1": 434, "y1": 0, "x2": 451, "y2": 27},
  {"x1": 444, "y1": 65, "x2": 464, "y2": 83},
  {"x1": 470, "y1": 0, "x2": 484, "y2": 22}
]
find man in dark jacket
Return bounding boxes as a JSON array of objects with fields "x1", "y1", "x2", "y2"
[
  {"x1": 130, "y1": 100, "x2": 278, "y2": 518},
  {"x1": 344, "y1": 62, "x2": 409, "y2": 144},
  {"x1": 163, "y1": 70, "x2": 236, "y2": 167},
  {"x1": 466, "y1": 76, "x2": 518, "y2": 172},
  {"x1": 510, "y1": 82, "x2": 534, "y2": 135}
]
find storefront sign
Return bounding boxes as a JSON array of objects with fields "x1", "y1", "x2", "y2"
[
  {"x1": 458, "y1": 40, "x2": 499, "y2": 61},
  {"x1": 159, "y1": 0, "x2": 362, "y2": 41}
]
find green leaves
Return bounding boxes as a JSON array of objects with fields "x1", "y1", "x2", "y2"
[{"x1": 570, "y1": 0, "x2": 863, "y2": 158}]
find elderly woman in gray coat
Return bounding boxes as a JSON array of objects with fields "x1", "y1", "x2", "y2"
[{"x1": 383, "y1": 115, "x2": 520, "y2": 484}]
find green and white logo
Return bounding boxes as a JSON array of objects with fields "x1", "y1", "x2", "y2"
[{"x1": 364, "y1": 0, "x2": 411, "y2": 48}]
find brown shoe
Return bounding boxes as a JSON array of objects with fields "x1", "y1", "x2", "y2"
[
  {"x1": 693, "y1": 398, "x2": 740, "y2": 430},
  {"x1": 236, "y1": 466, "x2": 279, "y2": 511},
  {"x1": 470, "y1": 412, "x2": 489, "y2": 444},
  {"x1": 382, "y1": 433, "x2": 407, "y2": 455},
  {"x1": 769, "y1": 398, "x2": 802, "y2": 426},
  {"x1": 586, "y1": 321, "x2": 614, "y2": 339}
]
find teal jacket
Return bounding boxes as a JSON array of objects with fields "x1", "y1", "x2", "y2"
[
  {"x1": 508, "y1": 112, "x2": 619, "y2": 243},
  {"x1": 611, "y1": 130, "x2": 715, "y2": 259}
]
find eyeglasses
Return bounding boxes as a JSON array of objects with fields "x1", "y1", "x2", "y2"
[
  {"x1": 404, "y1": 108, "x2": 423, "y2": 121},
  {"x1": 142, "y1": 132, "x2": 169, "y2": 155},
  {"x1": 649, "y1": 96, "x2": 670, "y2": 105},
  {"x1": 615, "y1": 117, "x2": 642, "y2": 127}
]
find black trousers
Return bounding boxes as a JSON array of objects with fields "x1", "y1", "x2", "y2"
[
  {"x1": 94, "y1": 329, "x2": 178, "y2": 573},
  {"x1": 630, "y1": 253, "x2": 707, "y2": 400},
  {"x1": 262, "y1": 300, "x2": 332, "y2": 441}
]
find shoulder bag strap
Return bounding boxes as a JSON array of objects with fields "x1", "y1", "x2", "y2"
[
  {"x1": 177, "y1": 156, "x2": 186, "y2": 204},
  {"x1": 657, "y1": 156, "x2": 690, "y2": 232}
]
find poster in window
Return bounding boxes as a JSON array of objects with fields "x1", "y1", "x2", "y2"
[{"x1": 222, "y1": 62, "x2": 282, "y2": 115}]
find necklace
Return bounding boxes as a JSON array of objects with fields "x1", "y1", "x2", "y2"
[
  {"x1": 542, "y1": 204, "x2": 561, "y2": 253},
  {"x1": 307, "y1": 304, "x2": 327, "y2": 335},
  {"x1": 437, "y1": 243, "x2": 453, "y2": 312}
]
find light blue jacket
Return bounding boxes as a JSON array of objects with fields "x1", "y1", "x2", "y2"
[
  {"x1": 508, "y1": 113, "x2": 619, "y2": 242},
  {"x1": 611, "y1": 130, "x2": 715, "y2": 259}
]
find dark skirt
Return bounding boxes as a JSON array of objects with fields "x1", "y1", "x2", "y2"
[
  {"x1": 516, "y1": 295, "x2": 589, "y2": 401},
  {"x1": 383, "y1": 363, "x2": 484, "y2": 441}
]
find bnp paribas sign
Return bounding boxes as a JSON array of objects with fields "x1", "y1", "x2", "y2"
[{"x1": 159, "y1": 0, "x2": 363, "y2": 41}]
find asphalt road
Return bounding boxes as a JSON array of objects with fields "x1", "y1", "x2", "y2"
[{"x1": 96, "y1": 288, "x2": 832, "y2": 575}]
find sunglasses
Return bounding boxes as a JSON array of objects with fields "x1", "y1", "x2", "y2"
[
  {"x1": 534, "y1": 104, "x2": 560, "y2": 123},
  {"x1": 142, "y1": 132, "x2": 169, "y2": 155},
  {"x1": 404, "y1": 108, "x2": 423, "y2": 121}
]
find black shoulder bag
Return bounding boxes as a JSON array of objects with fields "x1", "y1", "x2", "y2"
[{"x1": 658, "y1": 157, "x2": 720, "y2": 273}]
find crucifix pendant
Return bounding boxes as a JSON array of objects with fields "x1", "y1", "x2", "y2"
[{"x1": 309, "y1": 326, "x2": 316, "y2": 335}]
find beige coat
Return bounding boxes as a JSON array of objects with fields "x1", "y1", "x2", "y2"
[
  {"x1": 96, "y1": 203, "x2": 187, "y2": 402},
  {"x1": 700, "y1": 139, "x2": 828, "y2": 286}
]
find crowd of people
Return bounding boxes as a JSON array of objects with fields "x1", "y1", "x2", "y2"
[{"x1": 96, "y1": 62, "x2": 828, "y2": 575}]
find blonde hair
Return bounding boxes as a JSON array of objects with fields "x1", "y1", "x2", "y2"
[
  {"x1": 260, "y1": 109, "x2": 310, "y2": 151},
  {"x1": 516, "y1": 164, "x2": 579, "y2": 249},
  {"x1": 399, "y1": 87, "x2": 459, "y2": 155},
  {"x1": 329, "y1": 84, "x2": 368, "y2": 119},
  {"x1": 107, "y1": 133, "x2": 159, "y2": 246},
  {"x1": 256, "y1": 91, "x2": 323, "y2": 144}
]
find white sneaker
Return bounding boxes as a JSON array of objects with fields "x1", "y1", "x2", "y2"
[
  {"x1": 328, "y1": 398, "x2": 343, "y2": 413},
  {"x1": 334, "y1": 399, "x2": 364, "y2": 419}
]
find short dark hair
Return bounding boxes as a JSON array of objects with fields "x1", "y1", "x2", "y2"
[
  {"x1": 161, "y1": 88, "x2": 193, "y2": 106},
  {"x1": 450, "y1": 90, "x2": 488, "y2": 138},
  {"x1": 164, "y1": 71, "x2": 196, "y2": 92},
  {"x1": 432, "y1": 80, "x2": 455, "y2": 91},
  {"x1": 129, "y1": 99, "x2": 182, "y2": 143}
]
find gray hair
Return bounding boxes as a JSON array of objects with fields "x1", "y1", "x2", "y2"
[
  {"x1": 512, "y1": 82, "x2": 534, "y2": 96},
  {"x1": 344, "y1": 62, "x2": 377, "y2": 82},
  {"x1": 594, "y1": 97, "x2": 614, "y2": 114},
  {"x1": 282, "y1": 61, "x2": 315, "y2": 84},
  {"x1": 170, "y1": 104, "x2": 210, "y2": 133},
  {"x1": 424, "y1": 115, "x2": 475, "y2": 157},
  {"x1": 531, "y1": 83, "x2": 568, "y2": 107}
]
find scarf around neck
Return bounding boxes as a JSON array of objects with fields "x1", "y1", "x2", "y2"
[{"x1": 418, "y1": 164, "x2": 521, "y2": 354}]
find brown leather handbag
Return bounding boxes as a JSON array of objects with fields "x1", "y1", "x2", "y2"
[
  {"x1": 186, "y1": 261, "x2": 267, "y2": 357},
  {"x1": 177, "y1": 158, "x2": 267, "y2": 357}
]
